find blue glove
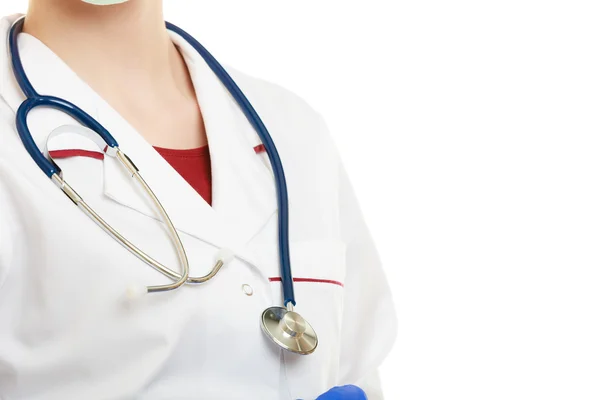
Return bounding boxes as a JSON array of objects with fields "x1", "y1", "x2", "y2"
[{"x1": 315, "y1": 385, "x2": 367, "y2": 400}]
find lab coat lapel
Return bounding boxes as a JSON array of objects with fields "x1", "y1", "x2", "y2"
[
  {"x1": 0, "y1": 18, "x2": 278, "y2": 257},
  {"x1": 96, "y1": 93, "x2": 233, "y2": 250},
  {"x1": 169, "y1": 30, "x2": 278, "y2": 248}
]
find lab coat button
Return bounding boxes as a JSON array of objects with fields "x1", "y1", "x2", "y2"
[{"x1": 242, "y1": 284, "x2": 254, "y2": 296}]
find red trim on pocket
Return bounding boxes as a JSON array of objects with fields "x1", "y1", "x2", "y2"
[
  {"x1": 269, "y1": 277, "x2": 344, "y2": 288},
  {"x1": 49, "y1": 149, "x2": 105, "y2": 160},
  {"x1": 254, "y1": 144, "x2": 266, "y2": 154}
]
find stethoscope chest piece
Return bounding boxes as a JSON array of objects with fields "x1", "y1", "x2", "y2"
[{"x1": 261, "y1": 306, "x2": 318, "y2": 355}]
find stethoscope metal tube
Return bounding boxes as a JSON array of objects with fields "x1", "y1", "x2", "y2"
[
  {"x1": 51, "y1": 147, "x2": 191, "y2": 295},
  {"x1": 8, "y1": 16, "x2": 318, "y2": 355}
]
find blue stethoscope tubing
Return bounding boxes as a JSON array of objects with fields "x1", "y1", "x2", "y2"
[
  {"x1": 9, "y1": 17, "x2": 296, "y2": 307},
  {"x1": 9, "y1": 17, "x2": 318, "y2": 354}
]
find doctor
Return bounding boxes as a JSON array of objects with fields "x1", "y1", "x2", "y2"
[{"x1": 0, "y1": 0, "x2": 396, "y2": 399}]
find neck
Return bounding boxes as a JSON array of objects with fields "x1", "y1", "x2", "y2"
[
  {"x1": 22, "y1": 0, "x2": 193, "y2": 105},
  {"x1": 25, "y1": 0, "x2": 169, "y2": 71}
]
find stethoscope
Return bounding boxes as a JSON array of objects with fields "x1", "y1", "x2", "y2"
[{"x1": 8, "y1": 16, "x2": 318, "y2": 355}]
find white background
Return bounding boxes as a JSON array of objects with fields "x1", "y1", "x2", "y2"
[{"x1": 3, "y1": 1, "x2": 600, "y2": 399}]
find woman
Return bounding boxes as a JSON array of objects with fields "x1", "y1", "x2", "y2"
[{"x1": 0, "y1": 0, "x2": 396, "y2": 398}]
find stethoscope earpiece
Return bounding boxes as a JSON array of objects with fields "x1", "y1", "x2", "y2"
[
  {"x1": 214, "y1": 248, "x2": 235, "y2": 265},
  {"x1": 125, "y1": 284, "x2": 148, "y2": 301}
]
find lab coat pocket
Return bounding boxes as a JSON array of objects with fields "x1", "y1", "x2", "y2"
[{"x1": 282, "y1": 239, "x2": 347, "y2": 400}]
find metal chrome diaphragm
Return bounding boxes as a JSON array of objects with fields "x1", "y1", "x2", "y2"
[{"x1": 261, "y1": 306, "x2": 318, "y2": 355}]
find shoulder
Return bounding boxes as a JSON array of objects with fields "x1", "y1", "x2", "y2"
[
  {"x1": 225, "y1": 67, "x2": 335, "y2": 148},
  {"x1": 226, "y1": 67, "x2": 321, "y2": 120}
]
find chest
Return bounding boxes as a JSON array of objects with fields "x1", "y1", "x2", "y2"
[{"x1": 0, "y1": 137, "x2": 347, "y2": 400}]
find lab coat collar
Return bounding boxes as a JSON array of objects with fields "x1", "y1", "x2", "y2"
[{"x1": 0, "y1": 16, "x2": 277, "y2": 261}]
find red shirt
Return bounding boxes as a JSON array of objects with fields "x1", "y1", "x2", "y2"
[{"x1": 154, "y1": 145, "x2": 213, "y2": 206}]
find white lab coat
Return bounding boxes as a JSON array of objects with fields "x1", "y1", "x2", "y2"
[{"x1": 0, "y1": 14, "x2": 396, "y2": 400}]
